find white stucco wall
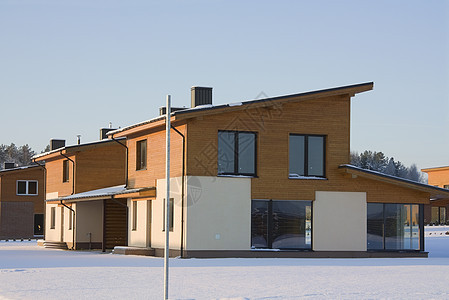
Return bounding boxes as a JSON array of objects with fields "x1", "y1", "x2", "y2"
[
  {"x1": 45, "y1": 203, "x2": 60, "y2": 242},
  {"x1": 150, "y1": 177, "x2": 183, "y2": 250},
  {"x1": 128, "y1": 199, "x2": 151, "y2": 248},
  {"x1": 313, "y1": 191, "x2": 367, "y2": 251},
  {"x1": 185, "y1": 176, "x2": 251, "y2": 251}
]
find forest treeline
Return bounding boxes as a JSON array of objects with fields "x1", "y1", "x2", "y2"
[{"x1": 350, "y1": 150, "x2": 425, "y2": 183}]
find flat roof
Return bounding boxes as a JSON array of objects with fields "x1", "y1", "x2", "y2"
[{"x1": 0, "y1": 164, "x2": 43, "y2": 174}]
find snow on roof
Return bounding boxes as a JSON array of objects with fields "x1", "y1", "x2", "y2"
[
  {"x1": 0, "y1": 164, "x2": 43, "y2": 173},
  {"x1": 32, "y1": 137, "x2": 125, "y2": 160},
  {"x1": 107, "y1": 82, "x2": 373, "y2": 136},
  {"x1": 47, "y1": 185, "x2": 151, "y2": 201},
  {"x1": 339, "y1": 164, "x2": 449, "y2": 196}
]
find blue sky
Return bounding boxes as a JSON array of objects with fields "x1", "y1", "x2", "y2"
[{"x1": 1, "y1": 0, "x2": 448, "y2": 170}]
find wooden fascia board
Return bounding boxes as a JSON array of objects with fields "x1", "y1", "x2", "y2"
[
  {"x1": 112, "y1": 119, "x2": 167, "y2": 138},
  {"x1": 114, "y1": 188, "x2": 156, "y2": 199},
  {"x1": 341, "y1": 167, "x2": 449, "y2": 198},
  {"x1": 422, "y1": 166, "x2": 449, "y2": 173},
  {"x1": 174, "y1": 83, "x2": 373, "y2": 121}
]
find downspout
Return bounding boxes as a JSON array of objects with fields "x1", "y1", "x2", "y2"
[
  {"x1": 32, "y1": 159, "x2": 46, "y2": 240},
  {"x1": 110, "y1": 134, "x2": 128, "y2": 188},
  {"x1": 60, "y1": 200, "x2": 75, "y2": 250},
  {"x1": 59, "y1": 150, "x2": 75, "y2": 195},
  {"x1": 171, "y1": 124, "x2": 185, "y2": 258},
  {"x1": 59, "y1": 150, "x2": 76, "y2": 249}
]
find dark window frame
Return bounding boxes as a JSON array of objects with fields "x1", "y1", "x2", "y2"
[
  {"x1": 16, "y1": 180, "x2": 38, "y2": 196},
  {"x1": 218, "y1": 130, "x2": 257, "y2": 177},
  {"x1": 136, "y1": 139, "x2": 147, "y2": 171},
  {"x1": 289, "y1": 134, "x2": 326, "y2": 178},
  {"x1": 50, "y1": 207, "x2": 56, "y2": 229},
  {"x1": 132, "y1": 201, "x2": 138, "y2": 231},
  {"x1": 62, "y1": 160, "x2": 70, "y2": 182}
]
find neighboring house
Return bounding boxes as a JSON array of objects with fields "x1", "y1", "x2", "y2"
[
  {"x1": 421, "y1": 166, "x2": 449, "y2": 225},
  {"x1": 0, "y1": 163, "x2": 45, "y2": 239},
  {"x1": 33, "y1": 133, "x2": 127, "y2": 250},
  {"x1": 108, "y1": 83, "x2": 449, "y2": 258}
]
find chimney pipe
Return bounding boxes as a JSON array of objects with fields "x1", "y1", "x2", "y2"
[
  {"x1": 191, "y1": 86, "x2": 212, "y2": 108},
  {"x1": 77, "y1": 135, "x2": 81, "y2": 145},
  {"x1": 4, "y1": 162, "x2": 15, "y2": 169}
]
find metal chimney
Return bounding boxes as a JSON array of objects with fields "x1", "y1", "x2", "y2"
[
  {"x1": 191, "y1": 86, "x2": 212, "y2": 108},
  {"x1": 4, "y1": 162, "x2": 15, "y2": 169}
]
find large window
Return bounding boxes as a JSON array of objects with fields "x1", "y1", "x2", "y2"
[
  {"x1": 17, "y1": 180, "x2": 38, "y2": 195},
  {"x1": 251, "y1": 200, "x2": 312, "y2": 250},
  {"x1": 218, "y1": 131, "x2": 256, "y2": 176},
  {"x1": 367, "y1": 203, "x2": 423, "y2": 251},
  {"x1": 63, "y1": 160, "x2": 70, "y2": 182},
  {"x1": 431, "y1": 206, "x2": 446, "y2": 225},
  {"x1": 289, "y1": 134, "x2": 325, "y2": 178},
  {"x1": 136, "y1": 140, "x2": 147, "y2": 170}
]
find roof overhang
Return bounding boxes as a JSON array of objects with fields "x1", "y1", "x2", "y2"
[
  {"x1": 33, "y1": 138, "x2": 126, "y2": 161},
  {"x1": 108, "y1": 82, "x2": 373, "y2": 138},
  {"x1": 46, "y1": 185, "x2": 156, "y2": 203},
  {"x1": 339, "y1": 164, "x2": 449, "y2": 201}
]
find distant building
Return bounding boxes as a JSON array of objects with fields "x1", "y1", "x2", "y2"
[
  {"x1": 421, "y1": 166, "x2": 449, "y2": 225},
  {"x1": 0, "y1": 164, "x2": 45, "y2": 239}
]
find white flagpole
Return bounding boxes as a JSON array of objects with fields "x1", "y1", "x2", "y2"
[{"x1": 164, "y1": 95, "x2": 171, "y2": 300}]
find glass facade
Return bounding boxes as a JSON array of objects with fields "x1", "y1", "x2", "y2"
[
  {"x1": 251, "y1": 200, "x2": 312, "y2": 250},
  {"x1": 367, "y1": 203, "x2": 422, "y2": 251}
]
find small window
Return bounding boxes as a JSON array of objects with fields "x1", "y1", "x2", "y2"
[
  {"x1": 132, "y1": 201, "x2": 138, "y2": 231},
  {"x1": 50, "y1": 207, "x2": 56, "y2": 229},
  {"x1": 289, "y1": 134, "x2": 325, "y2": 178},
  {"x1": 63, "y1": 160, "x2": 70, "y2": 182},
  {"x1": 68, "y1": 210, "x2": 73, "y2": 230},
  {"x1": 16, "y1": 180, "x2": 38, "y2": 195},
  {"x1": 136, "y1": 140, "x2": 147, "y2": 170},
  {"x1": 162, "y1": 198, "x2": 174, "y2": 232},
  {"x1": 218, "y1": 131, "x2": 256, "y2": 176}
]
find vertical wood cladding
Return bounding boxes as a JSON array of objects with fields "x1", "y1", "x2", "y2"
[
  {"x1": 185, "y1": 95, "x2": 429, "y2": 204},
  {"x1": 127, "y1": 124, "x2": 185, "y2": 189},
  {"x1": 104, "y1": 199, "x2": 127, "y2": 248}
]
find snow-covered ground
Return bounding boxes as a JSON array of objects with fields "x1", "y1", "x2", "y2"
[{"x1": 1, "y1": 227, "x2": 449, "y2": 300}]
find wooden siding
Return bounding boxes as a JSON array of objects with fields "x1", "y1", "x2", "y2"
[
  {"x1": 75, "y1": 143, "x2": 126, "y2": 193},
  {"x1": 424, "y1": 168, "x2": 449, "y2": 188},
  {"x1": 0, "y1": 167, "x2": 45, "y2": 213},
  {"x1": 127, "y1": 124, "x2": 185, "y2": 189},
  {"x1": 104, "y1": 199, "x2": 127, "y2": 248},
  {"x1": 185, "y1": 95, "x2": 429, "y2": 204},
  {"x1": 45, "y1": 156, "x2": 75, "y2": 198},
  {"x1": 44, "y1": 142, "x2": 126, "y2": 198}
]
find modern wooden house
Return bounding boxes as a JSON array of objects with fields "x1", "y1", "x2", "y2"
[
  {"x1": 33, "y1": 134, "x2": 127, "y2": 250},
  {"x1": 421, "y1": 166, "x2": 449, "y2": 225},
  {"x1": 108, "y1": 83, "x2": 449, "y2": 258},
  {"x1": 0, "y1": 163, "x2": 45, "y2": 239}
]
